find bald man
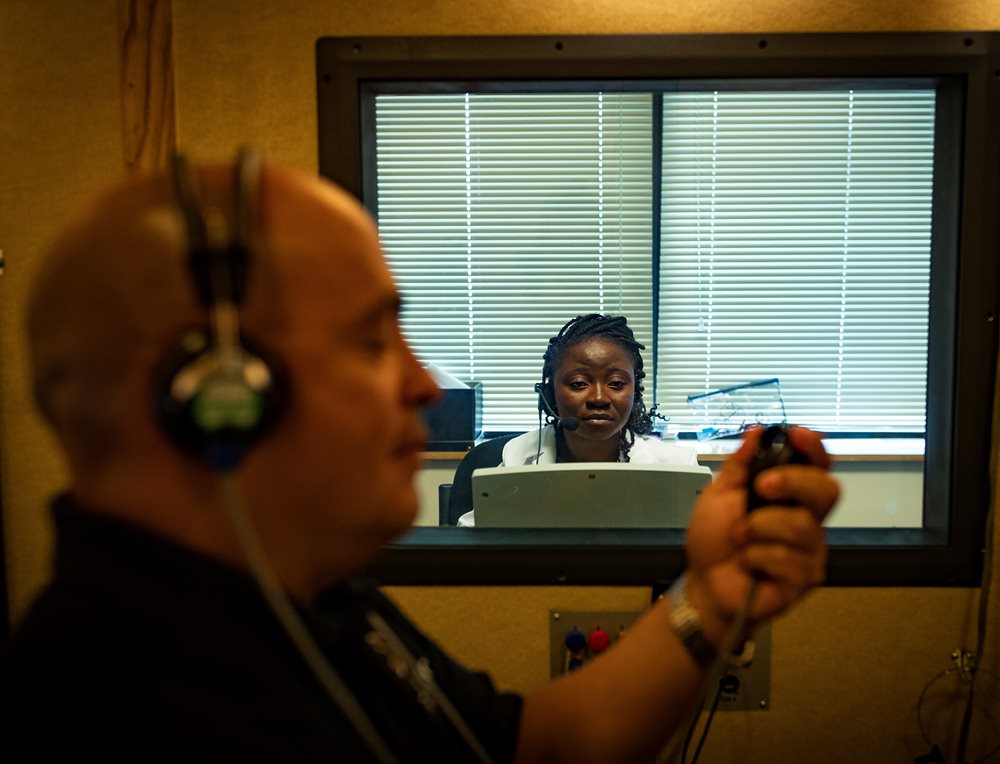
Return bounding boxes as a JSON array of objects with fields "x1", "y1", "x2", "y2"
[{"x1": 5, "y1": 156, "x2": 839, "y2": 762}]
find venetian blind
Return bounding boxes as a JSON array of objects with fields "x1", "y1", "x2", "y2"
[
  {"x1": 375, "y1": 92, "x2": 654, "y2": 430},
  {"x1": 656, "y1": 89, "x2": 935, "y2": 433},
  {"x1": 372, "y1": 88, "x2": 935, "y2": 434}
]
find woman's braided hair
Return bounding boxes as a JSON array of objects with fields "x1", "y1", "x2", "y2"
[{"x1": 539, "y1": 314, "x2": 653, "y2": 462}]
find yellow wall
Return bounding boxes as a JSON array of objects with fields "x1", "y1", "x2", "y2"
[{"x1": 3, "y1": 1, "x2": 1000, "y2": 761}]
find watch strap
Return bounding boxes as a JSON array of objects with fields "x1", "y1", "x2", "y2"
[{"x1": 667, "y1": 574, "x2": 718, "y2": 667}]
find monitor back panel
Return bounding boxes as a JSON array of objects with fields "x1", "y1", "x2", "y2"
[{"x1": 472, "y1": 463, "x2": 712, "y2": 528}]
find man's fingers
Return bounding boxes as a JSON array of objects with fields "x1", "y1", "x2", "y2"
[
  {"x1": 786, "y1": 426, "x2": 831, "y2": 470},
  {"x1": 741, "y1": 507, "x2": 826, "y2": 553},
  {"x1": 752, "y1": 466, "x2": 840, "y2": 522},
  {"x1": 712, "y1": 426, "x2": 832, "y2": 493},
  {"x1": 711, "y1": 440, "x2": 755, "y2": 491},
  {"x1": 743, "y1": 541, "x2": 827, "y2": 585}
]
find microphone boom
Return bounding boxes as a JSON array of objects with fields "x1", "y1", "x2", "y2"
[{"x1": 534, "y1": 382, "x2": 580, "y2": 431}]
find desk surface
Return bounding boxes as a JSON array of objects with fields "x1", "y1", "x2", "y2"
[{"x1": 422, "y1": 438, "x2": 925, "y2": 463}]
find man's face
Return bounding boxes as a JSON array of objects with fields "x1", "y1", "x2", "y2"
[{"x1": 242, "y1": 182, "x2": 439, "y2": 557}]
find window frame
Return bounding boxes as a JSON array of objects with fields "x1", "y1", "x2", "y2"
[{"x1": 316, "y1": 32, "x2": 1000, "y2": 587}]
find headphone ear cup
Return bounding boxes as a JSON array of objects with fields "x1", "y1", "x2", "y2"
[{"x1": 153, "y1": 330, "x2": 288, "y2": 469}]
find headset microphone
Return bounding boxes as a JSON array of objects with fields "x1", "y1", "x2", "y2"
[
  {"x1": 533, "y1": 382, "x2": 580, "y2": 432},
  {"x1": 556, "y1": 414, "x2": 581, "y2": 433}
]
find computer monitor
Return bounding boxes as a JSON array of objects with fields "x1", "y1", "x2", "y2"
[{"x1": 472, "y1": 463, "x2": 713, "y2": 528}]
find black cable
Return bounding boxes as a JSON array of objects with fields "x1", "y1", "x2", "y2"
[
  {"x1": 661, "y1": 578, "x2": 757, "y2": 764},
  {"x1": 956, "y1": 677, "x2": 978, "y2": 763},
  {"x1": 916, "y1": 663, "x2": 1000, "y2": 763},
  {"x1": 534, "y1": 407, "x2": 543, "y2": 464},
  {"x1": 956, "y1": 501, "x2": 995, "y2": 762},
  {"x1": 683, "y1": 677, "x2": 726, "y2": 764},
  {"x1": 678, "y1": 690, "x2": 706, "y2": 764},
  {"x1": 908, "y1": 349, "x2": 998, "y2": 762},
  {"x1": 954, "y1": 321, "x2": 1000, "y2": 764}
]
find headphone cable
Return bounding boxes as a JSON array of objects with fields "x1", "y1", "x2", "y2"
[{"x1": 219, "y1": 474, "x2": 401, "y2": 764}]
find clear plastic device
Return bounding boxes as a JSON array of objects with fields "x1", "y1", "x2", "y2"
[{"x1": 686, "y1": 378, "x2": 787, "y2": 441}]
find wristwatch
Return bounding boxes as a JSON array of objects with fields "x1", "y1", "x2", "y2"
[
  {"x1": 667, "y1": 574, "x2": 719, "y2": 667},
  {"x1": 667, "y1": 574, "x2": 757, "y2": 669}
]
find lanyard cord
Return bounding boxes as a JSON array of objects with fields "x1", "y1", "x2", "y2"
[{"x1": 366, "y1": 610, "x2": 496, "y2": 764}]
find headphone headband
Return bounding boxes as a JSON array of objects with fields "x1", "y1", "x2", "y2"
[
  {"x1": 154, "y1": 149, "x2": 286, "y2": 470},
  {"x1": 172, "y1": 151, "x2": 256, "y2": 310}
]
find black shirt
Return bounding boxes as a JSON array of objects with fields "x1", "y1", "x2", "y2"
[{"x1": 3, "y1": 496, "x2": 523, "y2": 761}]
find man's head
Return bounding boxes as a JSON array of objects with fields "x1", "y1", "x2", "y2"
[{"x1": 27, "y1": 156, "x2": 439, "y2": 595}]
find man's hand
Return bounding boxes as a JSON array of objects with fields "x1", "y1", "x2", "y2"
[
  {"x1": 684, "y1": 427, "x2": 840, "y2": 639},
  {"x1": 515, "y1": 428, "x2": 839, "y2": 764}
]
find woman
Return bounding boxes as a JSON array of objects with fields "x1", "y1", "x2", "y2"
[{"x1": 457, "y1": 314, "x2": 697, "y2": 526}]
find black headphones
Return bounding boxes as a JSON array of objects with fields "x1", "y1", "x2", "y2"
[
  {"x1": 535, "y1": 337, "x2": 558, "y2": 421},
  {"x1": 533, "y1": 378, "x2": 580, "y2": 432},
  {"x1": 153, "y1": 149, "x2": 287, "y2": 471},
  {"x1": 534, "y1": 379, "x2": 555, "y2": 419}
]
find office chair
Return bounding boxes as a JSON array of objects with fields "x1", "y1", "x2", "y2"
[{"x1": 441, "y1": 433, "x2": 518, "y2": 525}]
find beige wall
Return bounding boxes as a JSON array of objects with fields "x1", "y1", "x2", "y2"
[{"x1": 3, "y1": 1, "x2": 999, "y2": 761}]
